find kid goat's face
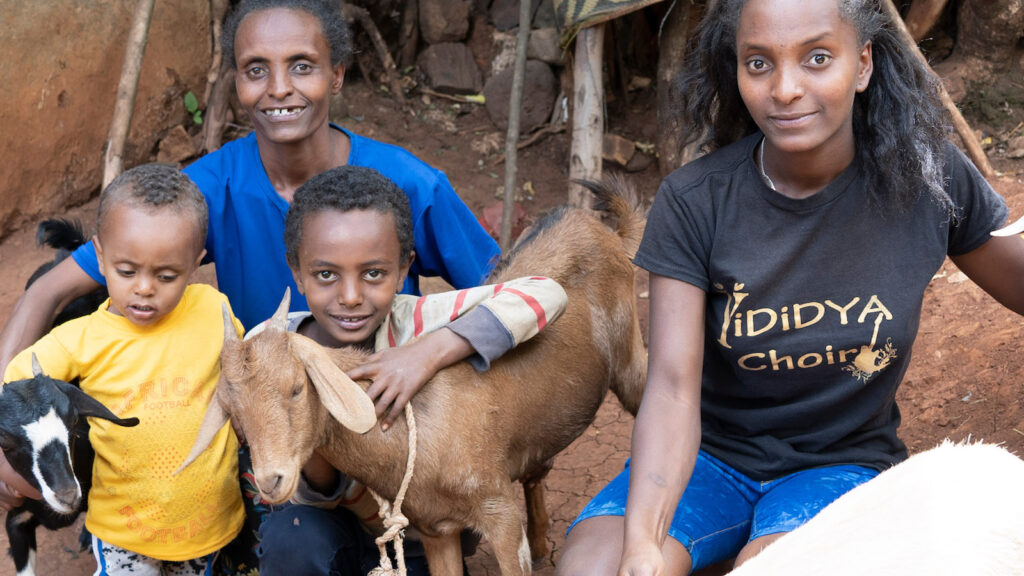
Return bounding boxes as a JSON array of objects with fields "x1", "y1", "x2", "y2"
[
  {"x1": 93, "y1": 205, "x2": 204, "y2": 326},
  {"x1": 293, "y1": 208, "x2": 410, "y2": 350},
  {"x1": 735, "y1": 0, "x2": 872, "y2": 158}
]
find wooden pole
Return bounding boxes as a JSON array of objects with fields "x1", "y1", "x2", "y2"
[
  {"x1": 499, "y1": 0, "x2": 533, "y2": 251},
  {"x1": 881, "y1": 0, "x2": 994, "y2": 178},
  {"x1": 103, "y1": 0, "x2": 157, "y2": 189},
  {"x1": 200, "y1": 0, "x2": 231, "y2": 153},
  {"x1": 568, "y1": 24, "x2": 605, "y2": 208},
  {"x1": 656, "y1": 0, "x2": 702, "y2": 175}
]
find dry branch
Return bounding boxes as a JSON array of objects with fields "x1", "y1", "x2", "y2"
[
  {"x1": 343, "y1": 3, "x2": 407, "y2": 107},
  {"x1": 102, "y1": 0, "x2": 156, "y2": 189},
  {"x1": 491, "y1": 124, "x2": 567, "y2": 166},
  {"x1": 882, "y1": 0, "x2": 994, "y2": 177}
]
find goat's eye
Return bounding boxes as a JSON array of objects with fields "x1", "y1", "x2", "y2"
[{"x1": 291, "y1": 385, "x2": 303, "y2": 398}]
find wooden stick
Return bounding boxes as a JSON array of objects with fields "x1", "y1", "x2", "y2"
[
  {"x1": 102, "y1": 0, "x2": 157, "y2": 189},
  {"x1": 499, "y1": 0, "x2": 532, "y2": 251},
  {"x1": 202, "y1": 0, "x2": 230, "y2": 106},
  {"x1": 568, "y1": 25, "x2": 605, "y2": 208},
  {"x1": 343, "y1": 3, "x2": 407, "y2": 107},
  {"x1": 200, "y1": 0, "x2": 232, "y2": 153},
  {"x1": 491, "y1": 124, "x2": 566, "y2": 166},
  {"x1": 881, "y1": 0, "x2": 994, "y2": 178}
]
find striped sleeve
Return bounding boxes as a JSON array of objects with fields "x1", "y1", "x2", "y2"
[{"x1": 378, "y1": 277, "x2": 567, "y2": 356}]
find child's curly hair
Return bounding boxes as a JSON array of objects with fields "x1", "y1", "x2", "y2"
[
  {"x1": 284, "y1": 165, "x2": 414, "y2": 269},
  {"x1": 679, "y1": 0, "x2": 952, "y2": 214}
]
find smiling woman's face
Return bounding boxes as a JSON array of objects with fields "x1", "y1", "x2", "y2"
[{"x1": 232, "y1": 7, "x2": 344, "y2": 146}]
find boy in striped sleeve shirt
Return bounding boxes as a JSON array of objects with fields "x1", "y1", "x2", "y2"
[{"x1": 245, "y1": 164, "x2": 567, "y2": 576}]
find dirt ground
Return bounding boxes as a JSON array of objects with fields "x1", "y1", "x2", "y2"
[{"x1": 1, "y1": 74, "x2": 1023, "y2": 575}]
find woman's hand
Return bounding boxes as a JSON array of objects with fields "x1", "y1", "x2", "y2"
[
  {"x1": 618, "y1": 540, "x2": 665, "y2": 576},
  {"x1": 347, "y1": 328, "x2": 472, "y2": 430}
]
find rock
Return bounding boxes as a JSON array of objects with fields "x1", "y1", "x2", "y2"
[
  {"x1": 420, "y1": 0, "x2": 471, "y2": 44},
  {"x1": 156, "y1": 125, "x2": 197, "y2": 164},
  {"x1": 490, "y1": 30, "x2": 518, "y2": 76},
  {"x1": 479, "y1": 200, "x2": 527, "y2": 240},
  {"x1": 602, "y1": 133, "x2": 636, "y2": 167},
  {"x1": 483, "y1": 59, "x2": 557, "y2": 134},
  {"x1": 490, "y1": 0, "x2": 536, "y2": 31},
  {"x1": 533, "y1": 0, "x2": 556, "y2": 29},
  {"x1": 625, "y1": 151, "x2": 653, "y2": 173},
  {"x1": 527, "y1": 28, "x2": 565, "y2": 65},
  {"x1": 417, "y1": 43, "x2": 483, "y2": 94}
]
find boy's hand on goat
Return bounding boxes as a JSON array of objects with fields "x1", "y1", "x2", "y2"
[{"x1": 347, "y1": 327, "x2": 473, "y2": 430}]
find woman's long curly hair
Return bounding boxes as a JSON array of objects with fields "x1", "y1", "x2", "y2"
[{"x1": 679, "y1": 0, "x2": 952, "y2": 213}]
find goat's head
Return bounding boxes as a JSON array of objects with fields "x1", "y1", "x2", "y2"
[
  {"x1": 177, "y1": 289, "x2": 376, "y2": 504},
  {"x1": 0, "y1": 354, "x2": 139, "y2": 513}
]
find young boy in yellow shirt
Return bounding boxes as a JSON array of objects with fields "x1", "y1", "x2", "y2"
[{"x1": 3, "y1": 164, "x2": 243, "y2": 575}]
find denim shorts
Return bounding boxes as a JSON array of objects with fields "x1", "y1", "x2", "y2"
[{"x1": 568, "y1": 451, "x2": 878, "y2": 572}]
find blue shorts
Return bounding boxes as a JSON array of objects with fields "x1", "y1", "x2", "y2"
[{"x1": 569, "y1": 451, "x2": 878, "y2": 572}]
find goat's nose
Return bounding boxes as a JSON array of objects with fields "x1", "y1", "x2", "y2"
[
  {"x1": 254, "y1": 472, "x2": 283, "y2": 499},
  {"x1": 53, "y1": 485, "x2": 81, "y2": 511}
]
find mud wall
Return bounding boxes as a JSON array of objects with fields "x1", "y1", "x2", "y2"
[{"x1": 0, "y1": 0, "x2": 210, "y2": 239}]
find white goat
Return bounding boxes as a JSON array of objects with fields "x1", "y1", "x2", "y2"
[
  {"x1": 728, "y1": 440, "x2": 1024, "y2": 575},
  {"x1": 180, "y1": 179, "x2": 648, "y2": 576}
]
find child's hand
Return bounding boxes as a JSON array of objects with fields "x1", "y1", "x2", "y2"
[{"x1": 346, "y1": 328, "x2": 472, "y2": 430}]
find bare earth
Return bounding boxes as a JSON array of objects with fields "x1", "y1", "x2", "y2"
[{"x1": 0, "y1": 78, "x2": 1021, "y2": 576}]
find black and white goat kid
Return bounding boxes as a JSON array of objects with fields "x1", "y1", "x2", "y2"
[
  {"x1": 1, "y1": 218, "x2": 118, "y2": 575},
  {"x1": 0, "y1": 356, "x2": 138, "y2": 576}
]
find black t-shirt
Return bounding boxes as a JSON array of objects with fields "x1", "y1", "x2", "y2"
[{"x1": 634, "y1": 133, "x2": 1008, "y2": 480}]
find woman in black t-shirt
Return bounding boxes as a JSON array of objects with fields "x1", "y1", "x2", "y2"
[{"x1": 556, "y1": 1, "x2": 1024, "y2": 575}]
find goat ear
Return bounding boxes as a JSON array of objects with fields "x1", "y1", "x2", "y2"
[
  {"x1": 55, "y1": 379, "x2": 139, "y2": 427},
  {"x1": 175, "y1": 376, "x2": 230, "y2": 476},
  {"x1": 287, "y1": 332, "x2": 376, "y2": 434}
]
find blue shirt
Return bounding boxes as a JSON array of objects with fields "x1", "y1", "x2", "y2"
[{"x1": 73, "y1": 126, "x2": 500, "y2": 329}]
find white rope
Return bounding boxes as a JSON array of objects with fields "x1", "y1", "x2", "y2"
[{"x1": 367, "y1": 403, "x2": 417, "y2": 576}]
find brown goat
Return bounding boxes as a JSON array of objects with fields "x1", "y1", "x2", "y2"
[{"x1": 180, "y1": 179, "x2": 647, "y2": 575}]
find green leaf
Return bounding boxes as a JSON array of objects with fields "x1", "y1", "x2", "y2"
[
  {"x1": 193, "y1": 110, "x2": 203, "y2": 125},
  {"x1": 184, "y1": 91, "x2": 199, "y2": 113}
]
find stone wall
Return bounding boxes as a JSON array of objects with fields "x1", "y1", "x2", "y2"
[{"x1": 0, "y1": 0, "x2": 210, "y2": 239}]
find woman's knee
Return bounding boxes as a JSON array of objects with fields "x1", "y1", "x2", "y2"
[{"x1": 555, "y1": 516, "x2": 626, "y2": 576}]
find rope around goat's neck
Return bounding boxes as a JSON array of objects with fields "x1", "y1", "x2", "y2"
[{"x1": 367, "y1": 403, "x2": 417, "y2": 576}]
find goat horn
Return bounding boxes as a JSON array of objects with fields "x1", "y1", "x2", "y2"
[
  {"x1": 288, "y1": 332, "x2": 377, "y2": 434},
  {"x1": 269, "y1": 287, "x2": 291, "y2": 332},
  {"x1": 175, "y1": 380, "x2": 230, "y2": 476},
  {"x1": 991, "y1": 214, "x2": 1024, "y2": 237},
  {"x1": 222, "y1": 303, "x2": 239, "y2": 343},
  {"x1": 31, "y1": 353, "x2": 43, "y2": 377}
]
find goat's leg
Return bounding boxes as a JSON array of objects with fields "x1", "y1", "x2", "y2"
[
  {"x1": 522, "y1": 462, "x2": 552, "y2": 561},
  {"x1": 419, "y1": 531, "x2": 464, "y2": 576},
  {"x1": 6, "y1": 510, "x2": 39, "y2": 576},
  {"x1": 478, "y1": 490, "x2": 532, "y2": 576}
]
